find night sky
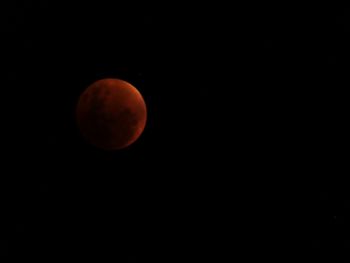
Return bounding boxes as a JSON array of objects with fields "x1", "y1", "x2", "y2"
[{"x1": 1, "y1": 2, "x2": 350, "y2": 262}]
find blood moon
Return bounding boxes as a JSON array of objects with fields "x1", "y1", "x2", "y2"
[{"x1": 76, "y1": 78, "x2": 147, "y2": 150}]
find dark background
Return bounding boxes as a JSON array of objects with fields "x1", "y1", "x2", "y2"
[{"x1": 1, "y1": 2, "x2": 349, "y2": 262}]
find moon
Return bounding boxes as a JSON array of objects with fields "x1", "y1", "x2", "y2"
[{"x1": 76, "y1": 78, "x2": 147, "y2": 150}]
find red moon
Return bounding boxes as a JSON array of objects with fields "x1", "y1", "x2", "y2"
[{"x1": 76, "y1": 78, "x2": 147, "y2": 150}]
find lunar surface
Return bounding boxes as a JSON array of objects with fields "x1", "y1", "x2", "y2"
[{"x1": 76, "y1": 78, "x2": 147, "y2": 150}]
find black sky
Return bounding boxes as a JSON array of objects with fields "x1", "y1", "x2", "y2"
[{"x1": 1, "y1": 2, "x2": 350, "y2": 262}]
